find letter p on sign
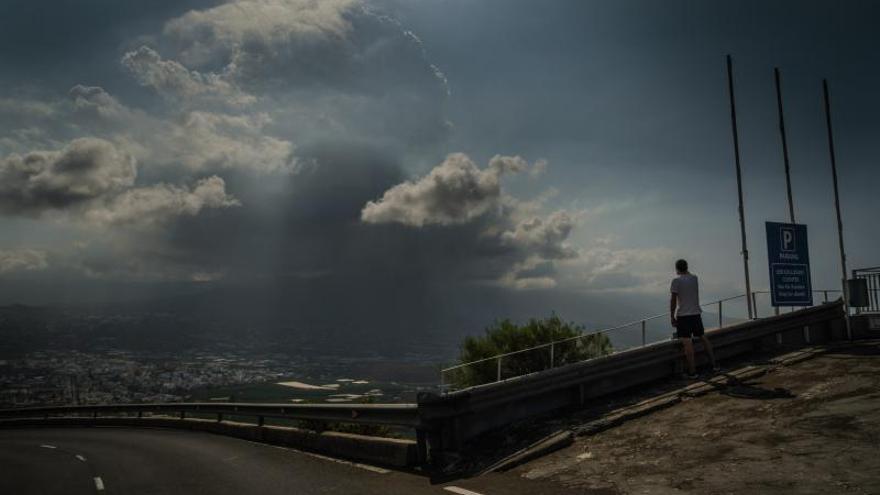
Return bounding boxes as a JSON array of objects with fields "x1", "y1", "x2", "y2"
[{"x1": 781, "y1": 227, "x2": 795, "y2": 252}]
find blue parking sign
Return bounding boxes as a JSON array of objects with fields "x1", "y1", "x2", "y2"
[{"x1": 765, "y1": 222, "x2": 813, "y2": 306}]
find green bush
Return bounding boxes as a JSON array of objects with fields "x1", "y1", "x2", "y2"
[
  {"x1": 297, "y1": 418, "x2": 393, "y2": 437},
  {"x1": 296, "y1": 396, "x2": 394, "y2": 437},
  {"x1": 448, "y1": 315, "x2": 612, "y2": 388}
]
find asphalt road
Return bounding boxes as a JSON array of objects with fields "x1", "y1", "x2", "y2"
[{"x1": 0, "y1": 427, "x2": 570, "y2": 495}]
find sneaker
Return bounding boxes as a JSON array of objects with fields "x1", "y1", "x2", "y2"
[
  {"x1": 712, "y1": 364, "x2": 722, "y2": 372},
  {"x1": 683, "y1": 372, "x2": 699, "y2": 380}
]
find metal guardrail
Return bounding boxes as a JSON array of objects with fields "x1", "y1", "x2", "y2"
[
  {"x1": 0, "y1": 402, "x2": 422, "y2": 428},
  {"x1": 440, "y1": 289, "x2": 842, "y2": 389}
]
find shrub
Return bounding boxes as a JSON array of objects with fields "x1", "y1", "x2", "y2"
[{"x1": 448, "y1": 314, "x2": 612, "y2": 388}]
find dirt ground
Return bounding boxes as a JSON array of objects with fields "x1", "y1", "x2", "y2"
[{"x1": 511, "y1": 340, "x2": 880, "y2": 494}]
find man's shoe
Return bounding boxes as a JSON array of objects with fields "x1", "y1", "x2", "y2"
[
  {"x1": 683, "y1": 372, "x2": 699, "y2": 380},
  {"x1": 712, "y1": 364, "x2": 721, "y2": 372}
]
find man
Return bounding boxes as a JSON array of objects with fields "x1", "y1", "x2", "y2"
[{"x1": 670, "y1": 259, "x2": 718, "y2": 378}]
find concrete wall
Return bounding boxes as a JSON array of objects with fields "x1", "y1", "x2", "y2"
[
  {"x1": 417, "y1": 302, "x2": 846, "y2": 463},
  {"x1": 852, "y1": 314, "x2": 880, "y2": 339},
  {"x1": 0, "y1": 416, "x2": 417, "y2": 468}
]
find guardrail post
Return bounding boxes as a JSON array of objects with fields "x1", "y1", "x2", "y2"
[
  {"x1": 416, "y1": 429, "x2": 428, "y2": 465},
  {"x1": 217, "y1": 413, "x2": 223, "y2": 422},
  {"x1": 775, "y1": 305, "x2": 780, "y2": 316},
  {"x1": 641, "y1": 320, "x2": 646, "y2": 346},
  {"x1": 823, "y1": 290, "x2": 829, "y2": 303},
  {"x1": 137, "y1": 411, "x2": 142, "y2": 419},
  {"x1": 496, "y1": 356, "x2": 502, "y2": 382},
  {"x1": 549, "y1": 343, "x2": 555, "y2": 369},
  {"x1": 751, "y1": 292, "x2": 758, "y2": 318},
  {"x1": 93, "y1": 411, "x2": 97, "y2": 419},
  {"x1": 718, "y1": 301, "x2": 723, "y2": 329},
  {"x1": 180, "y1": 411, "x2": 185, "y2": 420},
  {"x1": 258, "y1": 415, "x2": 265, "y2": 427}
]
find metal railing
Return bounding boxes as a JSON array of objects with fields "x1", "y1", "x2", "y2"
[
  {"x1": 0, "y1": 402, "x2": 422, "y2": 428},
  {"x1": 853, "y1": 266, "x2": 880, "y2": 314},
  {"x1": 440, "y1": 289, "x2": 841, "y2": 390}
]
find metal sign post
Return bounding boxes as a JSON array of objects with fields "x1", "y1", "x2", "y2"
[{"x1": 726, "y1": 55, "x2": 754, "y2": 319}]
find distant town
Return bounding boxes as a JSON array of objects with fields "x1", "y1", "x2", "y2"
[{"x1": 0, "y1": 305, "x2": 449, "y2": 408}]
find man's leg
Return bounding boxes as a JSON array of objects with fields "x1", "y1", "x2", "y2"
[
  {"x1": 700, "y1": 335, "x2": 718, "y2": 370},
  {"x1": 681, "y1": 337, "x2": 696, "y2": 375}
]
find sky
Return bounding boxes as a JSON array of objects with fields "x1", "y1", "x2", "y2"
[{"x1": 0, "y1": 0, "x2": 876, "y2": 344}]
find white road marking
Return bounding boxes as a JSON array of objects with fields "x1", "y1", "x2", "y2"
[
  {"x1": 76, "y1": 454, "x2": 87, "y2": 462},
  {"x1": 93, "y1": 477, "x2": 105, "y2": 491},
  {"x1": 279, "y1": 446, "x2": 391, "y2": 474},
  {"x1": 443, "y1": 487, "x2": 486, "y2": 495},
  {"x1": 243, "y1": 440, "x2": 391, "y2": 474},
  {"x1": 40, "y1": 444, "x2": 57, "y2": 449}
]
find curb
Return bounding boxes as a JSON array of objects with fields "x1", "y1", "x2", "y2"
[
  {"x1": 574, "y1": 345, "x2": 831, "y2": 437},
  {"x1": 478, "y1": 430, "x2": 574, "y2": 475}
]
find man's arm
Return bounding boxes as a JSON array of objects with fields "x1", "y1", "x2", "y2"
[{"x1": 670, "y1": 293, "x2": 678, "y2": 326}]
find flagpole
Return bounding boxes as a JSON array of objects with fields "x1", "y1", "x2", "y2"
[
  {"x1": 774, "y1": 67, "x2": 796, "y2": 224},
  {"x1": 822, "y1": 79, "x2": 851, "y2": 340},
  {"x1": 726, "y1": 55, "x2": 754, "y2": 319}
]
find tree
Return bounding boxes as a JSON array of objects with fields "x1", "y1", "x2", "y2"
[{"x1": 448, "y1": 315, "x2": 612, "y2": 388}]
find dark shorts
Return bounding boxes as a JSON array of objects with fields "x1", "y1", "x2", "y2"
[{"x1": 676, "y1": 314, "x2": 705, "y2": 339}]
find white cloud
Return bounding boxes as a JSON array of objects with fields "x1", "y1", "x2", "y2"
[
  {"x1": 69, "y1": 85, "x2": 134, "y2": 122},
  {"x1": 498, "y1": 256, "x2": 558, "y2": 290},
  {"x1": 529, "y1": 158, "x2": 549, "y2": 178},
  {"x1": 501, "y1": 210, "x2": 578, "y2": 260},
  {"x1": 0, "y1": 138, "x2": 136, "y2": 214},
  {"x1": 364, "y1": 152, "x2": 584, "y2": 290},
  {"x1": 167, "y1": 111, "x2": 294, "y2": 173},
  {"x1": 84, "y1": 175, "x2": 240, "y2": 227},
  {"x1": 0, "y1": 138, "x2": 239, "y2": 228},
  {"x1": 163, "y1": 0, "x2": 360, "y2": 67},
  {"x1": 0, "y1": 249, "x2": 49, "y2": 274},
  {"x1": 1, "y1": 85, "x2": 296, "y2": 175},
  {"x1": 361, "y1": 153, "x2": 536, "y2": 227},
  {"x1": 557, "y1": 243, "x2": 675, "y2": 293},
  {"x1": 156, "y1": 0, "x2": 451, "y2": 154},
  {"x1": 69, "y1": 86, "x2": 294, "y2": 173},
  {"x1": 122, "y1": 46, "x2": 256, "y2": 108},
  {"x1": 0, "y1": 99, "x2": 58, "y2": 120}
]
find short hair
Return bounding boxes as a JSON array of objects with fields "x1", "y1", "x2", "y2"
[{"x1": 675, "y1": 259, "x2": 688, "y2": 272}]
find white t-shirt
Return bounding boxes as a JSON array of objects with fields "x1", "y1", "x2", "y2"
[{"x1": 671, "y1": 273, "x2": 702, "y2": 317}]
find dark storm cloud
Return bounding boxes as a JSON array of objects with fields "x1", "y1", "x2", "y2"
[
  {"x1": 0, "y1": 0, "x2": 461, "y2": 309},
  {"x1": 160, "y1": 0, "x2": 447, "y2": 94},
  {"x1": 151, "y1": 0, "x2": 451, "y2": 155},
  {"x1": 92, "y1": 141, "x2": 590, "y2": 338},
  {"x1": 8, "y1": 0, "x2": 875, "y2": 343},
  {"x1": 98, "y1": 141, "x2": 571, "y2": 296},
  {"x1": 145, "y1": 143, "x2": 506, "y2": 280}
]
